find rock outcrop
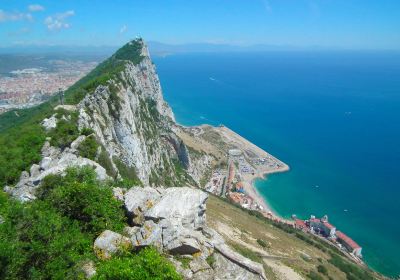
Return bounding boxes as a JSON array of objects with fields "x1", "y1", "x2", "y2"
[
  {"x1": 5, "y1": 137, "x2": 109, "y2": 202},
  {"x1": 93, "y1": 230, "x2": 131, "y2": 260},
  {"x1": 97, "y1": 186, "x2": 267, "y2": 280}
]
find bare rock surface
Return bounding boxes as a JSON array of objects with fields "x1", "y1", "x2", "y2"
[
  {"x1": 81, "y1": 260, "x2": 96, "y2": 279},
  {"x1": 41, "y1": 115, "x2": 57, "y2": 131},
  {"x1": 93, "y1": 230, "x2": 131, "y2": 260},
  {"x1": 114, "y1": 186, "x2": 267, "y2": 280},
  {"x1": 144, "y1": 187, "x2": 208, "y2": 230},
  {"x1": 5, "y1": 140, "x2": 109, "y2": 202}
]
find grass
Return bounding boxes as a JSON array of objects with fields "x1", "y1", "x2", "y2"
[
  {"x1": 206, "y1": 195, "x2": 383, "y2": 280},
  {"x1": 173, "y1": 255, "x2": 192, "y2": 269}
]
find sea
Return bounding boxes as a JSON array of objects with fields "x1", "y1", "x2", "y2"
[{"x1": 153, "y1": 51, "x2": 400, "y2": 278}]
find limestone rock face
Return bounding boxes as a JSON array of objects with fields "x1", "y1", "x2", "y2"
[
  {"x1": 114, "y1": 185, "x2": 266, "y2": 280},
  {"x1": 124, "y1": 186, "x2": 160, "y2": 224},
  {"x1": 213, "y1": 252, "x2": 265, "y2": 280},
  {"x1": 41, "y1": 115, "x2": 57, "y2": 131},
  {"x1": 93, "y1": 230, "x2": 131, "y2": 260},
  {"x1": 144, "y1": 187, "x2": 208, "y2": 230},
  {"x1": 76, "y1": 41, "x2": 189, "y2": 187},
  {"x1": 5, "y1": 140, "x2": 109, "y2": 202}
]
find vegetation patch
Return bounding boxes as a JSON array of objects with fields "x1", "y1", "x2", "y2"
[
  {"x1": 113, "y1": 157, "x2": 142, "y2": 186},
  {"x1": 257, "y1": 239, "x2": 268, "y2": 248},
  {"x1": 206, "y1": 254, "x2": 216, "y2": 268},
  {"x1": 37, "y1": 167, "x2": 126, "y2": 235},
  {"x1": 94, "y1": 248, "x2": 181, "y2": 280},
  {"x1": 78, "y1": 135, "x2": 99, "y2": 160},
  {"x1": 174, "y1": 255, "x2": 192, "y2": 269},
  {"x1": 328, "y1": 253, "x2": 374, "y2": 280},
  {"x1": 0, "y1": 167, "x2": 181, "y2": 279}
]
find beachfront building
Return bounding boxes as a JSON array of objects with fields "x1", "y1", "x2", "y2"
[
  {"x1": 336, "y1": 231, "x2": 362, "y2": 257},
  {"x1": 293, "y1": 218, "x2": 308, "y2": 232},
  {"x1": 309, "y1": 215, "x2": 336, "y2": 237}
]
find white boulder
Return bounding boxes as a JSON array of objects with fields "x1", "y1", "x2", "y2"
[{"x1": 93, "y1": 230, "x2": 131, "y2": 260}]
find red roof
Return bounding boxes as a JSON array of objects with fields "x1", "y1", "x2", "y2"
[
  {"x1": 323, "y1": 221, "x2": 335, "y2": 230},
  {"x1": 310, "y1": 218, "x2": 321, "y2": 223},
  {"x1": 295, "y1": 219, "x2": 306, "y2": 228},
  {"x1": 336, "y1": 231, "x2": 361, "y2": 249}
]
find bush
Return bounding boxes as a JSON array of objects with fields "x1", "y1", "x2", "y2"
[
  {"x1": 93, "y1": 247, "x2": 182, "y2": 280},
  {"x1": 81, "y1": 127, "x2": 95, "y2": 136},
  {"x1": 38, "y1": 167, "x2": 126, "y2": 235},
  {"x1": 257, "y1": 239, "x2": 268, "y2": 248},
  {"x1": 49, "y1": 118, "x2": 79, "y2": 149},
  {"x1": 206, "y1": 254, "x2": 216, "y2": 267},
  {"x1": 0, "y1": 124, "x2": 45, "y2": 186},
  {"x1": 78, "y1": 135, "x2": 99, "y2": 160},
  {"x1": 317, "y1": 264, "x2": 328, "y2": 275},
  {"x1": 114, "y1": 157, "x2": 142, "y2": 186},
  {"x1": 308, "y1": 271, "x2": 324, "y2": 280},
  {"x1": 0, "y1": 200, "x2": 92, "y2": 279}
]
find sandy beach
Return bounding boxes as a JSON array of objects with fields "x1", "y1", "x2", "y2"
[{"x1": 214, "y1": 126, "x2": 291, "y2": 222}]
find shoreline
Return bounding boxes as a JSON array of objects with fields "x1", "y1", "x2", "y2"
[{"x1": 245, "y1": 166, "x2": 292, "y2": 223}]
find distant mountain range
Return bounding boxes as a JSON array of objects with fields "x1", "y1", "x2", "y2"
[{"x1": 0, "y1": 41, "x2": 339, "y2": 56}]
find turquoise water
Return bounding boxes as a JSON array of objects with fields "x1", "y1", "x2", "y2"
[{"x1": 153, "y1": 52, "x2": 400, "y2": 277}]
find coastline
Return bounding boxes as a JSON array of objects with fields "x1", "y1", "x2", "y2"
[
  {"x1": 214, "y1": 125, "x2": 292, "y2": 223},
  {"x1": 245, "y1": 165, "x2": 291, "y2": 223}
]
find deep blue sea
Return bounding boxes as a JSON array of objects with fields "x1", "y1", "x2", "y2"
[{"x1": 153, "y1": 51, "x2": 400, "y2": 277}]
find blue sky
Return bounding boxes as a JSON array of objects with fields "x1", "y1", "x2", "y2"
[{"x1": 0, "y1": 0, "x2": 399, "y2": 49}]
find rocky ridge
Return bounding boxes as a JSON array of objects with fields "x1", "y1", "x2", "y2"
[
  {"x1": 94, "y1": 186, "x2": 266, "y2": 280},
  {"x1": 3, "y1": 39, "x2": 268, "y2": 279}
]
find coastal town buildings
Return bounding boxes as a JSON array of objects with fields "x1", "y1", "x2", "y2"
[
  {"x1": 0, "y1": 60, "x2": 98, "y2": 114},
  {"x1": 336, "y1": 231, "x2": 362, "y2": 257},
  {"x1": 294, "y1": 215, "x2": 362, "y2": 258}
]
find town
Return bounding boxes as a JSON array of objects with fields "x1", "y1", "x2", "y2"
[{"x1": 0, "y1": 60, "x2": 98, "y2": 114}]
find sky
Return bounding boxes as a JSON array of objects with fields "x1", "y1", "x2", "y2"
[{"x1": 0, "y1": 0, "x2": 399, "y2": 50}]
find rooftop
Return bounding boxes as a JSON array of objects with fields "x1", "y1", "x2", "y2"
[{"x1": 336, "y1": 231, "x2": 361, "y2": 249}]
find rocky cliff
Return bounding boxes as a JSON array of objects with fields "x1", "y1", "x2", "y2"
[
  {"x1": 77, "y1": 40, "x2": 195, "y2": 187},
  {"x1": 3, "y1": 39, "x2": 268, "y2": 279}
]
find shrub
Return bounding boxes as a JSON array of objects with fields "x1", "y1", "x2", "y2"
[
  {"x1": 113, "y1": 157, "x2": 142, "y2": 186},
  {"x1": 49, "y1": 118, "x2": 79, "y2": 149},
  {"x1": 78, "y1": 135, "x2": 99, "y2": 160},
  {"x1": 94, "y1": 247, "x2": 182, "y2": 280},
  {"x1": 81, "y1": 127, "x2": 95, "y2": 136},
  {"x1": 206, "y1": 254, "x2": 216, "y2": 268},
  {"x1": 0, "y1": 200, "x2": 92, "y2": 280},
  {"x1": 0, "y1": 124, "x2": 45, "y2": 186},
  {"x1": 38, "y1": 167, "x2": 126, "y2": 235},
  {"x1": 317, "y1": 264, "x2": 328, "y2": 275},
  {"x1": 257, "y1": 239, "x2": 268, "y2": 248},
  {"x1": 308, "y1": 271, "x2": 324, "y2": 280}
]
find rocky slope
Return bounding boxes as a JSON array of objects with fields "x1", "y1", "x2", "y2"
[
  {"x1": 4, "y1": 39, "x2": 268, "y2": 279},
  {"x1": 77, "y1": 41, "x2": 192, "y2": 186}
]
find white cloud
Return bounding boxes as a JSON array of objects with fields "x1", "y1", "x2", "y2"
[
  {"x1": 44, "y1": 10, "x2": 75, "y2": 31},
  {"x1": 120, "y1": 25, "x2": 127, "y2": 34},
  {"x1": 28, "y1": 4, "x2": 45, "y2": 12},
  {"x1": 0, "y1": 10, "x2": 33, "y2": 22}
]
